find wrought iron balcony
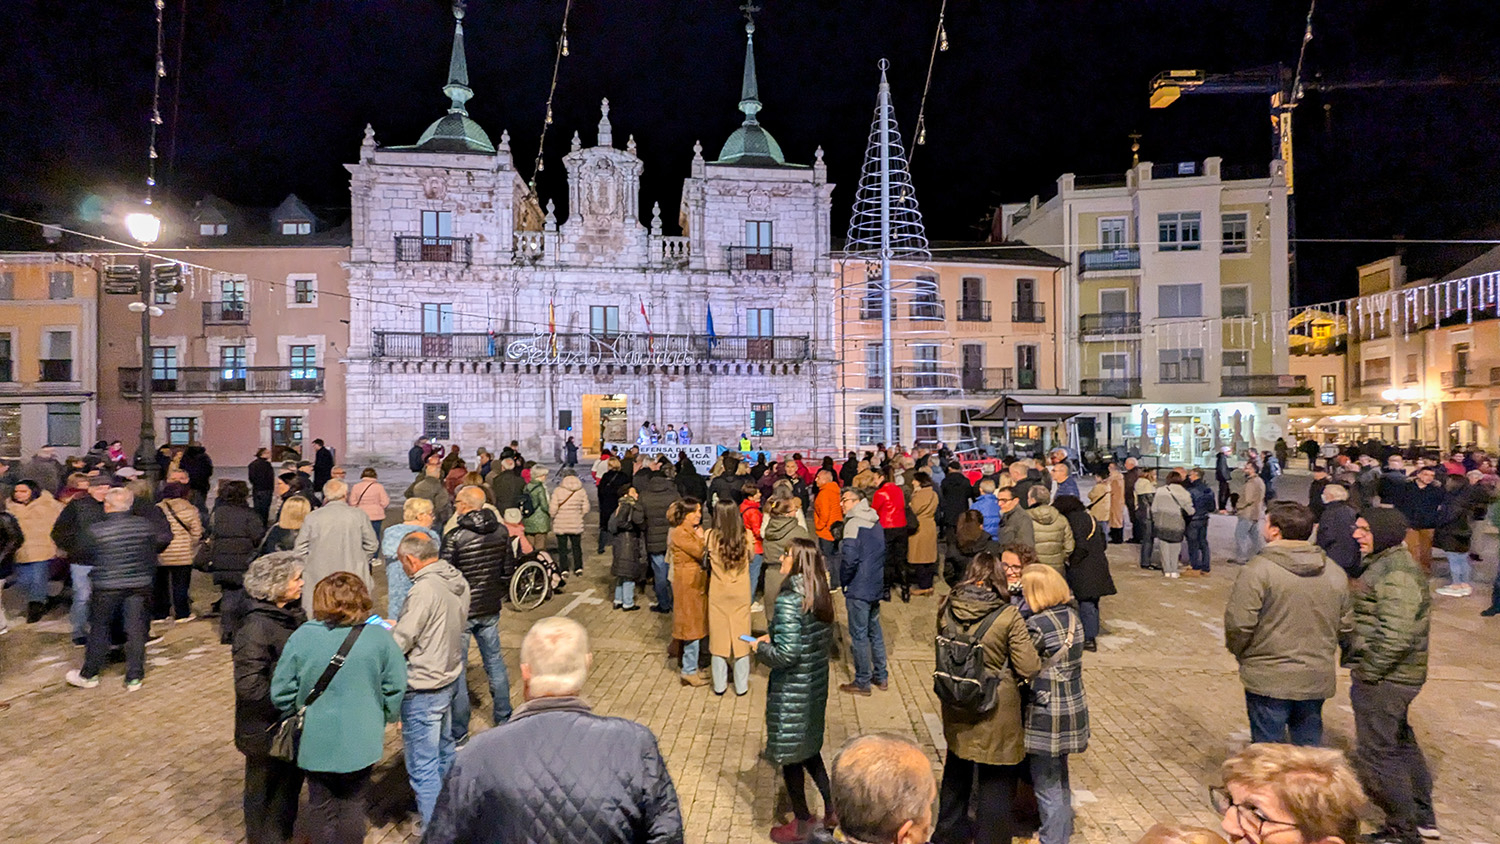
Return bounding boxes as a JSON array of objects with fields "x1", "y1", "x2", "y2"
[
  {"x1": 960, "y1": 367, "x2": 1016, "y2": 392},
  {"x1": 865, "y1": 366, "x2": 961, "y2": 394},
  {"x1": 119, "y1": 367, "x2": 325, "y2": 396},
  {"x1": 40, "y1": 359, "x2": 73, "y2": 382},
  {"x1": 909, "y1": 300, "x2": 945, "y2": 321},
  {"x1": 202, "y1": 300, "x2": 249, "y2": 325},
  {"x1": 372, "y1": 331, "x2": 811, "y2": 365},
  {"x1": 956, "y1": 300, "x2": 991, "y2": 322},
  {"x1": 1012, "y1": 301, "x2": 1046, "y2": 323},
  {"x1": 1079, "y1": 312, "x2": 1141, "y2": 335},
  {"x1": 725, "y1": 245, "x2": 792, "y2": 271},
  {"x1": 395, "y1": 235, "x2": 472, "y2": 264},
  {"x1": 1221, "y1": 374, "x2": 1311, "y2": 397},
  {"x1": 1080, "y1": 377, "x2": 1143, "y2": 398},
  {"x1": 1079, "y1": 248, "x2": 1141, "y2": 272}
]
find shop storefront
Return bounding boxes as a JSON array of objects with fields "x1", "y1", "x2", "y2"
[{"x1": 1125, "y1": 401, "x2": 1289, "y2": 468}]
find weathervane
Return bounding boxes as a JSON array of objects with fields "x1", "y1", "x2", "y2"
[{"x1": 739, "y1": 2, "x2": 760, "y2": 23}]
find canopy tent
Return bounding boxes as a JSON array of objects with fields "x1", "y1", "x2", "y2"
[{"x1": 972, "y1": 397, "x2": 1081, "y2": 424}]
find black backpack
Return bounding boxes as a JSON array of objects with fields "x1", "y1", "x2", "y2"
[
  {"x1": 519, "y1": 487, "x2": 538, "y2": 519},
  {"x1": 933, "y1": 606, "x2": 1004, "y2": 713}
]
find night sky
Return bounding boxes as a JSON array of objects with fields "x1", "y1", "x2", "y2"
[{"x1": 5, "y1": 0, "x2": 1500, "y2": 303}]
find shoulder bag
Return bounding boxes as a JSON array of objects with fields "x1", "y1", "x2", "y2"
[
  {"x1": 268, "y1": 624, "x2": 365, "y2": 763},
  {"x1": 163, "y1": 501, "x2": 211, "y2": 571},
  {"x1": 1025, "y1": 617, "x2": 1077, "y2": 709}
]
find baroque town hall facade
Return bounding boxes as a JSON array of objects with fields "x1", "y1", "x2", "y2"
[{"x1": 343, "y1": 8, "x2": 837, "y2": 461}]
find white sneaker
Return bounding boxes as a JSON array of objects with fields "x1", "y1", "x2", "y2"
[
  {"x1": 174, "y1": 614, "x2": 197, "y2": 624},
  {"x1": 65, "y1": 669, "x2": 99, "y2": 689},
  {"x1": 1418, "y1": 826, "x2": 1441, "y2": 840},
  {"x1": 750, "y1": 601, "x2": 764, "y2": 614},
  {"x1": 1434, "y1": 585, "x2": 1466, "y2": 597}
]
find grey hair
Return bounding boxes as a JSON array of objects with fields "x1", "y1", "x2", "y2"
[
  {"x1": 397, "y1": 531, "x2": 440, "y2": 562},
  {"x1": 529, "y1": 465, "x2": 548, "y2": 482},
  {"x1": 103, "y1": 487, "x2": 135, "y2": 512},
  {"x1": 520, "y1": 616, "x2": 591, "y2": 697},
  {"x1": 831, "y1": 733, "x2": 936, "y2": 844},
  {"x1": 1027, "y1": 483, "x2": 1052, "y2": 506},
  {"x1": 978, "y1": 479, "x2": 996, "y2": 494},
  {"x1": 322, "y1": 479, "x2": 348, "y2": 501},
  {"x1": 243, "y1": 551, "x2": 305, "y2": 602},
  {"x1": 1322, "y1": 483, "x2": 1350, "y2": 503}
]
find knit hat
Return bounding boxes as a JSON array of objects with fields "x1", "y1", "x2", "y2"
[{"x1": 1360, "y1": 507, "x2": 1409, "y2": 555}]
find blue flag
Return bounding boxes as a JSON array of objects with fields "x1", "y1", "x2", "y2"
[{"x1": 706, "y1": 305, "x2": 719, "y2": 348}]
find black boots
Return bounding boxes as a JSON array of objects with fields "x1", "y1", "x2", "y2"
[{"x1": 26, "y1": 602, "x2": 46, "y2": 624}]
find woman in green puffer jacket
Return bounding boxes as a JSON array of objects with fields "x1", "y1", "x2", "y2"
[{"x1": 754, "y1": 537, "x2": 834, "y2": 843}]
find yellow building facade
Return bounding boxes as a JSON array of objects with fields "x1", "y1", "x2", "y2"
[{"x1": 0, "y1": 254, "x2": 98, "y2": 457}]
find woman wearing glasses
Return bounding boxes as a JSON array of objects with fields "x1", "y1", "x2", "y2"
[{"x1": 1213, "y1": 744, "x2": 1365, "y2": 844}]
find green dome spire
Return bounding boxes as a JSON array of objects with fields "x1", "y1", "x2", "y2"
[
  {"x1": 716, "y1": 7, "x2": 786, "y2": 166},
  {"x1": 408, "y1": 1, "x2": 495, "y2": 154}
]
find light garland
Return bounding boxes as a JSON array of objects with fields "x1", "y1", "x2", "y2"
[
  {"x1": 144, "y1": 0, "x2": 168, "y2": 203},
  {"x1": 529, "y1": 0, "x2": 575, "y2": 189}
]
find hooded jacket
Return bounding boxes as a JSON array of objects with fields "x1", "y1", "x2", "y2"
[
  {"x1": 548, "y1": 475, "x2": 591, "y2": 535},
  {"x1": 10, "y1": 483, "x2": 63, "y2": 563},
  {"x1": 1224, "y1": 539, "x2": 1352, "y2": 700},
  {"x1": 1349, "y1": 518, "x2": 1429, "y2": 687},
  {"x1": 837, "y1": 500, "x2": 886, "y2": 603},
  {"x1": 1315, "y1": 500, "x2": 1362, "y2": 577},
  {"x1": 970, "y1": 494, "x2": 1002, "y2": 540},
  {"x1": 635, "y1": 471, "x2": 677, "y2": 554},
  {"x1": 1027, "y1": 505, "x2": 1075, "y2": 573},
  {"x1": 939, "y1": 584, "x2": 1041, "y2": 766},
  {"x1": 441, "y1": 508, "x2": 511, "y2": 618},
  {"x1": 392, "y1": 560, "x2": 471, "y2": 690},
  {"x1": 521, "y1": 480, "x2": 553, "y2": 534}
]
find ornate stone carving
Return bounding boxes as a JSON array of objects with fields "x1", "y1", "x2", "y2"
[{"x1": 422, "y1": 176, "x2": 448, "y2": 200}]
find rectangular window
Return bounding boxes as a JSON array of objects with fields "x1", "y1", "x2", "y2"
[
  {"x1": 912, "y1": 275, "x2": 941, "y2": 319},
  {"x1": 270, "y1": 416, "x2": 303, "y2": 459},
  {"x1": 857, "y1": 406, "x2": 900, "y2": 446},
  {"x1": 864, "y1": 342, "x2": 884, "y2": 388},
  {"x1": 914, "y1": 408, "x2": 940, "y2": 445},
  {"x1": 150, "y1": 346, "x2": 177, "y2": 387},
  {"x1": 1363, "y1": 357, "x2": 1391, "y2": 384},
  {"x1": 293, "y1": 277, "x2": 316, "y2": 304},
  {"x1": 199, "y1": 223, "x2": 227, "y2": 236},
  {"x1": 1222, "y1": 285, "x2": 1250, "y2": 318},
  {"x1": 1158, "y1": 211, "x2": 1202, "y2": 251},
  {"x1": 166, "y1": 416, "x2": 198, "y2": 446},
  {"x1": 280, "y1": 221, "x2": 311, "y2": 235},
  {"x1": 46, "y1": 403, "x2": 81, "y2": 447},
  {"x1": 1016, "y1": 345, "x2": 1038, "y2": 389},
  {"x1": 422, "y1": 303, "x2": 455, "y2": 334},
  {"x1": 750, "y1": 402, "x2": 774, "y2": 438},
  {"x1": 0, "y1": 334, "x2": 9, "y2": 382},
  {"x1": 1100, "y1": 352, "x2": 1129, "y2": 379},
  {"x1": 1158, "y1": 283, "x2": 1203, "y2": 318},
  {"x1": 0, "y1": 404, "x2": 18, "y2": 458},
  {"x1": 861, "y1": 280, "x2": 883, "y2": 319},
  {"x1": 289, "y1": 345, "x2": 317, "y2": 380},
  {"x1": 589, "y1": 305, "x2": 620, "y2": 336},
  {"x1": 42, "y1": 331, "x2": 73, "y2": 381},
  {"x1": 423, "y1": 403, "x2": 451, "y2": 440},
  {"x1": 745, "y1": 221, "x2": 773, "y2": 249},
  {"x1": 0, "y1": 272, "x2": 12, "y2": 300},
  {"x1": 1223, "y1": 349, "x2": 1250, "y2": 376},
  {"x1": 48, "y1": 271, "x2": 74, "y2": 299},
  {"x1": 1099, "y1": 288, "x2": 1128, "y2": 313},
  {"x1": 746, "y1": 308, "x2": 774, "y2": 337},
  {"x1": 1406, "y1": 353, "x2": 1421, "y2": 383},
  {"x1": 961, "y1": 276, "x2": 984, "y2": 302},
  {"x1": 154, "y1": 284, "x2": 174, "y2": 305},
  {"x1": 1222, "y1": 213, "x2": 1249, "y2": 253},
  {"x1": 220, "y1": 345, "x2": 247, "y2": 380},
  {"x1": 1099, "y1": 217, "x2": 1127, "y2": 249},
  {"x1": 421, "y1": 210, "x2": 453, "y2": 239},
  {"x1": 1159, "y1": 349, "x2": 1205, "y2": 382},
  {"x1": 1320, "y1": 374, "x2": 1337, "y2": 406},
  {"x1": 220, "y1": 276, "x2": 247, "y2": 305}
]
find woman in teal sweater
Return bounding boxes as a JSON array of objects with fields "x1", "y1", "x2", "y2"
[{"x1": 271, "y1": 573, "x2": 406, "y2": 844}]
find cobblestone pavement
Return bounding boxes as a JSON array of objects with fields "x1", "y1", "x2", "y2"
[{"x1": 2, "y1": 476, "x2": 1499, "y2": 843}]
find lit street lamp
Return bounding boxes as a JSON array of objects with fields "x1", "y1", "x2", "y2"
[{"x1": 124, "y1": 211, "x2": 163, "y2": 484}]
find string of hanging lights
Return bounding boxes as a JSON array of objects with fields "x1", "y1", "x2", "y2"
[
  {"x1": 910, "y1": 0, "x2": 949, "y2": 157},
  {"x1": 530, "y1": 0, "x2": 576, "y2": 191},
  {"x1": 144, "y1": 0, "x2": 168, "y2": 205}
]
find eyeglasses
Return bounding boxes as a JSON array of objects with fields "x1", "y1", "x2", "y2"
[{"x1": 1209, "y1": 786, "x2": 1299, "y2": 840}]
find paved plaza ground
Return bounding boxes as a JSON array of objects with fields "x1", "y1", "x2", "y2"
[{"x1": 1, "y1": 471, "x2": 1499, "y2": 843}]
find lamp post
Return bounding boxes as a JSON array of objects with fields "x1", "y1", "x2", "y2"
[{"x1": 124, "y1": 212, "x2": 162, "y2": 484}]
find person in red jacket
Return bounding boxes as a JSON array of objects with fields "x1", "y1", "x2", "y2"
[
  {"x1": 739, "y1": 484, "x2": 766, "y2": 608},
  {"x1": 872, "y1": 469, "x2": 910, "y2": 603},
  {"x1": 793, "y1": 453, "x2": 817, "y2": 488}
]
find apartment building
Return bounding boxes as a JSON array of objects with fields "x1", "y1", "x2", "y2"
[
  {"x1": 1002, "y1": 157, "x2": 1300, "y2": 465},
  {"x1": 0, "y1": 253, "x2": 98, "y2": 456},
  {"x1": 835, "y1": 244, "x2": 1069, "y2": 453}
]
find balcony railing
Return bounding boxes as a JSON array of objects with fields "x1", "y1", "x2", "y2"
[
  {"x1": 1080, "y1": 377, "x2": 1143, "y2": 398},
  {"x1": 372, "y1": 331, "x2": 811, "y2": 364},
  {"x1": 119, "y1": 367, "x2": 325, "y2": 396},
  {"x1": 1079, "y1": 312, "x2": 1141, "y2": 335},
  {"x1": 395, "y1": 235, "x2": 472, "y2": 264},
  {"x1": 956, "y1": 299, "x2": 991, "y2": 322},
  {"x1": 1221, "y1": 374, "x2": 1311, "y2": 397},
  {"x1": 960, "y1": 367, "x2": 1016, "y2": 392},
  {"x1": 909, "y1": 300, "x2": 945, "y2": 321},
  {"x1": 40, "y1": 359, "x2": 73, "y2": 382},
  {"x1": 1012, "y1": 301, "x2": 1046, "y2": 323},
  {"x1": 1079, "y1": 248, "x2": 1141, "y2": 272},
  {"x1": 202, "y1": 300, "x2": 249, "y2": 325},
  {"x1": 1289, "y1": 336, "x2": 1347, "y2": 356},
  {"x1": 725, "y1": 246, "x2": 792, "y2": 272},
  {"x1": 1441, "y1": 369, "x2": 1486, "y2": 389},
  {"x1": 865, "y1": 366, "x2": 961, "y2": 393}
]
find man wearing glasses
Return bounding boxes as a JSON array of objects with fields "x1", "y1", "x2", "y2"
[
  {"x1": 995, "y1": 488, "x2": 1034, "y2": 549},
  {"x1": 1212, "y1": 743, "x2": 1365, "y2": 844}
]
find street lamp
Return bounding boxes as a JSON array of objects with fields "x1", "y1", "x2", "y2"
[{"x1": 126, "y1": 211, "x2": 162, "y2": 484}]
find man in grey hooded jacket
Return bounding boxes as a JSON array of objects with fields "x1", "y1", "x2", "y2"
[
  {"x1": 392, "y1": 531, "x2": 472, "y2": 826},
  {"x1": 1224, "y1": 501, "x2": 1352, "y2": 747}
]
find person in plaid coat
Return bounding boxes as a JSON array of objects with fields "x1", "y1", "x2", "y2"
[{"x1": 1020, "y1": 565, "x2": 1089, "y2": 844}]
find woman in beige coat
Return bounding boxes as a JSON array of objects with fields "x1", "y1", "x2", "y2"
[
  {"x1": 9, "y1": 479, "x2": 63, "y2": 623},
  {"x1": 548, "y1": 469, "x2": 591, "y2": 575},
  {"x1": 907, "y1": 472, "x2": 940, "y2": 595},
  {"x1": 668, "y1": 498, "x2": 709, "y2": 687},
  {"x1": 705, "y1": 498, "x2": 753, "y2": 696},
  {"x1": 155, "y1": 482, "x2": 203, "y2": 622},
  {"x1": 1107, "y1": 462, "x2": 1127, "y2": 544}
]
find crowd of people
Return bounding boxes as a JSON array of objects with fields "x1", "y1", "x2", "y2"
[{"x1": 0, "y1": 431, "x2": 1490, "y2": 844}]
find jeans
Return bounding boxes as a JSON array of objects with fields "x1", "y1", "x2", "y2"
[
  {"x1": 402, "y1": 680, "x2": 458, "y2": 825},
  {"x1": 933, "y1": 751, "x2": 1021, "y2": 844},
  {"x1": 1235, "y1": 518, "x2": 1264, "y2": 562},
  {"x1": 710, "y1": 654, "x2": 750, "y2": 695},
  {"x1": 681, "y1": 638, "x2": 703, "y2": 676},
  {"x1": 452, "y1": 614, "x2": 512, "y2": 743},
  {"x1": 1246, "y1": 691, "x2": 1325, "y2": 746},
  {"x1": 614, "y1": 579, "x2": 636, "y2": 608},
  {"x1": 1444, "y1": 550, "x2": 1472, "y2": 585},
  {"x1": 845, "y1": 596, "x2": 887, "y2": 688},
  {"x1": 81, "y1": 587, "x2": 151, "y2": 681},
  {"x1": 555, "y1": 533, "x2": 583, "y2": 573},
  {"x1": 1351, "y1": 679, "x2": 1435, "y2": 843},
  {"x1": 15, "y1": 560, "x2": 49, "y2": 604},
  {"x1": 370, "y1": 519, "x2": 383, "y2": 536},
  {"x1": 69, "y1": 566, "x2": 93, "y2": 641},
  {"x1": 1029, "y1": 753, "x2": 1073, "y2": 844},
  {"x1": 750, "y1": 553, "x2": 764, "y2": 600},
  {"x1": 1136, "y1": 513, "x2": 1155, "y2": 567},
  {"x1": 1186, "y1": 518, "x2": 1210, "y2": 571},
  {"x1": 649, "y1": 552, "x2": 672, "y2": 610},
  {"x1": 242, "y1": 753, "x2": 303, "y2": 844},
  {"x1": 1158, "y1": 540, "x2": 1182, "y2": 575},
  {"x1": 303, "y1": 767, "x2": 371, "y2": 844},
  {"x1": 1078, "y1": 599, "x2": 1100, "y2": 642},
  {"x1": 152, "y1": 566, "x2": 192, "y2": 620},
  {"x1": 387, "y1": 559, "x2": 412, "y2": 620}
]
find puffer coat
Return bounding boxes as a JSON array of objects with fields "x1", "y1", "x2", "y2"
[
  {"x1": 609, "y1": 497, "x2": 648, "y2": 580},
  {"x1": 939, "y1": 583, "x2": 1041, "y2": 766},
  {"x1": 1028, "y1": 505, "x2": 1075, "y2": 573},
  {"x1": 441, "y1": 508, "x2": 513, "y2": 618},
  {"x1": 635, "y1": 472, "x2": 677, "y2": 555},
  {"x1": 232, "y1": 598, "x2": 306, "y2": 756},
  {"x1": 756, "y1": 578, "x2": 832, "y2": 765},
  {"x1": 207, "y1": 503, "x2": 266, "y2": 587},
  {"x1": 548, "y1": 475, "x2": 590, "y2": 535},
  {"x1": 157, "y1": 498, "x2": 203, "y2": 567},
  {"x1": 1350, "y1": 545, "x2": 1430, "y2": 687},
  {"x1": 520, "y1": 481, "x2": 552, "y2": 534}
]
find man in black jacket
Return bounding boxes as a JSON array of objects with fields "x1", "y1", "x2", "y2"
[
  {"x1": 310, "y1": 438, "x2": 335, "y2": 493},
  {"x1": 1185, "y1": 468, "x2": 1217, "y2": 575},
  {"x1": 936, "y1": 463, "x2": 974, "y2": 542},
  {"x1": 489, "y1": 457, "x2": 525, "y2": 511},
  {"x1": 248, "y1": 447, "x2": 275, "y2": 523},
  {"x1": 65, "y1": 487, "x2": 171, "y2": 690},
  {"x1": 408, "y1": 436, "x2": 430, "y2": 474},
  {"x1": 443, "y1": 486, "x2": 515, "y2": 741},
  {"x1": 707, "y1": 453, "x2": 743, "y2": 508},
  {"x1": 423, "y1": 616, "x2": 683, "y2": 844},
  {"x1": 635, "y1": 460, "x2": 678, "y2": 614}
]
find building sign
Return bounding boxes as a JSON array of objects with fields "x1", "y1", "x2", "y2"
[
  {"x1": 750, "y1": 402, "x2": 774, "y2": 438},
  {"x1": 505, "y1": 331, "x2": 699, "y2": 367},
  {"x1": 605, "y1": 442, "x2": 723, "y2": 474}
]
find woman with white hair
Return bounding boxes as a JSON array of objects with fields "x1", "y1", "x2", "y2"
[
  {"x1": 1314, "y1": 483, "x2": 1362, "y2": 578},
  {"x1": 232, "y1": 551, "x2": 307, "y2": 844}
]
